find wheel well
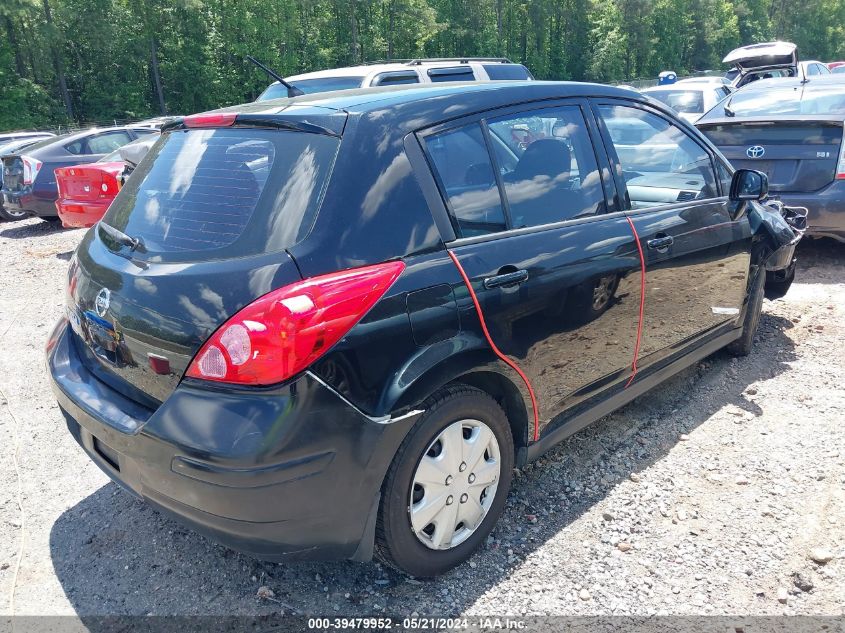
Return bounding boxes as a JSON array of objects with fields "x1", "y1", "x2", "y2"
[{"x1": 447, "y1": 371, "x2": 530, "y2": 458}]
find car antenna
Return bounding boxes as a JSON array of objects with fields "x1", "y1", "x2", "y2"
[{"x1": 246, "y1": 56, "x2": 304, "y2": 98}]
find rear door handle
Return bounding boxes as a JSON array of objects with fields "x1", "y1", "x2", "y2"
[
  {"x1": 483, "y1": 269, "x2": 529, "y2": 289},
  {"x1": 647, "y1": 235, "x2": 674, "y2": 250}
]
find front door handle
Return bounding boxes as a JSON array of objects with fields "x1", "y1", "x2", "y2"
[
  {"x1": 483, "y1": 269, "x2": 529, "y2": 289},
  {"x1": 647, "y1": 235, "x2": 674, "y2": 250}
]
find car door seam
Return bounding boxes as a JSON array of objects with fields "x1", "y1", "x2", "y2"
[
  {"x1": 446, "y1": 250, "x2": 540, "y2": 441},
  {"x1": 624, "y1": 216, "x2": 647, "y2": 387}
]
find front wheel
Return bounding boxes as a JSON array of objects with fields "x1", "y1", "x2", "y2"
[
  {"x1": 727, "y1": 267, "x2": 765, "y2": 357},
  {"x1": 375, "y1": 385, "x2": 514, "y2": 577}
]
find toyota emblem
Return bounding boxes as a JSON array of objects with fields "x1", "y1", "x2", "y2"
[
  {"x1": 95, "y1": 287, "x2": 111, "y2": 317},
  {"x1": 746, "y1": 145, "x2": 765, "y2": 159}
]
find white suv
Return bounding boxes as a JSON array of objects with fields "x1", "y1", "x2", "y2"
[{"x1": 256, "y1": 58, "x2": 533, "y2": 101}]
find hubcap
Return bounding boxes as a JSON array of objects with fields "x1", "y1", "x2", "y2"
[{"x1": 409, "y1": 419, "x2": 501, "y2": 550}]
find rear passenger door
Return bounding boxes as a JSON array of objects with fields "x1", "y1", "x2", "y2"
[
  {"x1": 420, "y1": 101, "x2": 646, "y2": 434},
  {"x1": 594, "y1": 100, "x2": 751, "y2": 370}
]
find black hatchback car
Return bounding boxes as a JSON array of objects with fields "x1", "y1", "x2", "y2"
[{"x1": 47, "y1": 82, "x2": 801, "y2": 577}]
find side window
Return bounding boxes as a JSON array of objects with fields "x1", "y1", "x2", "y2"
[
  {"x1": 426, "y1": 123, "x2": 506, "y2": 237},
  {"x1": 372, "y1": 71, "x2": 420, "y2": 86},
  {"x1": 486, "y1": 106, "x2": 605, "y2": 226},
  {"x1": 716, "y1": 160, "x2": 733, "y2": 196},
  {"x1": 598, "y1": 104, "x2": 718, "y2": 209},
  {"x1": 482, "y1": 63, "x2": 532, "y2": 80},
  {"x1": 428, "y1": 66, "x2": 475, "y2": 83},
  {"x1": 64, "y1": 140, "x2": 84, "y2": 155},
  {"x1": 86, "y1": 131, "x2": 131, "y2": 154},
  {"x1": 807, "y1": 64, "x2": 820, "y2": 76}
]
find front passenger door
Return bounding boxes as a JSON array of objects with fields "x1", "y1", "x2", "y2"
[{"x1": 595, "y1": 101, "x2": 752, "y2": 370}]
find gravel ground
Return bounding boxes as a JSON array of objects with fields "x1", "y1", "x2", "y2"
[{"x1": 0, "y1": 217, "x2": 843, "y2": 617}]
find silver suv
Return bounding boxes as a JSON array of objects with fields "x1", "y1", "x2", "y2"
[{"x1": 256, "y1": 57, "x2": 533, "y2": 100}]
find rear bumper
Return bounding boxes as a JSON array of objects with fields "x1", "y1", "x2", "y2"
[
  {"x1": 56, "y1": 198, "x2": 110, "y2": 228},
  {"x1": 771, "y1": 183, "x2": 845, "y2": 242},
  {"x1": 46, "y1": 319, "x2": 419, "y2": 562},
  {"x1": 2, "y1": 187, "x2": 58, "y2": 218}
]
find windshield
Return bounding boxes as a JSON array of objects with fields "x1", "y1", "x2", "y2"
[
  {"x1": 101, "y1": 128, "x2": 339, "y2": 261},
  {"x1": 257, "y1": 76, "x2": 366, "y2": 100},
  {"x1": 719, "y1": 84, "x2": 845, "y2": 117},
  {"x1": 647, "y1": 90, "x2": 705, "y2": 113}
]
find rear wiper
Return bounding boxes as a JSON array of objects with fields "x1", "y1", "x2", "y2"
[
  {"x1": 247, "y1": 55, "x2": 304, "y2": 98},
  {"x1": 99, "y1": 222, "x2": 144, "y2": 252}
]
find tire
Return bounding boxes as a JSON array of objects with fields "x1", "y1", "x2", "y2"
[
  {"x1": 727, "y1": 267, "x2": 765, "y2": 357},
  {"x1": 0, "y1": 206, "x2": 28, "y2": 222},
  {"x1": 764, "y1": 264, "x2": 795, "y2": 300},
  {"x1": 375, "y1": 385, "x2": 514, "y2": 577}
]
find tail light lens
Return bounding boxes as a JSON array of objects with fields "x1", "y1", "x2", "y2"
[
  {"x1": 22, "y1": 156, "x2": 43, "y2": 185},
  {"x1": 99, "y1": 171, "x2": 120, "y2": 198},
  {"x1": 837, "y1": 122, "x2": 845, "y2": 179},
  {"x1": 185, "y1": 261, "x2": 405, "y2": 385}
]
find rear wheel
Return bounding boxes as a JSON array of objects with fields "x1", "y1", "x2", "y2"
[
  {"x1": 0, "y1": 206, "x2": 27, "y2": 222},
  {"x1": 375, "y1": 385, "x2": 513, "y2": 577},
  {"x1": 728, "y1": 267, "x2": 765, "y2": 357}
]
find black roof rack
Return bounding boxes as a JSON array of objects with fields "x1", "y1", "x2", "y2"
[
  {"x1": 361, "y1": 59, "x2": 414, "y2": 66},
  {"x1": 405, "y1": 57, "x2": 513, "y2": 66}
]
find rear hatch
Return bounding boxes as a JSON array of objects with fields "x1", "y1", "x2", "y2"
[
  {"x1": 723, "y1": 41, "x2": 797, "y2": 72},
  {"x1": 56, "y1": 162, "x2": 124, "y2": 203},
  {"x1": 698, "y1": 119, "x2": 842, "y2": 193},
  {"x1": 66, "y1": 118, "x2": 343, "y2": 406}
]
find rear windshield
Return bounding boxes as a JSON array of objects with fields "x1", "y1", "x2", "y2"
[
  {"x1": 257, "y1": 77, "x2": 365, "y2": 100},
  {"x1": 646, "y1": 90, "x2": 704, "y2": 113},
  {"x1": 720, "y1": 84, "x2": 845, "y2": 117},
  {"x1": 101, "y1": 128, "x2": 338, "y2": 261}
]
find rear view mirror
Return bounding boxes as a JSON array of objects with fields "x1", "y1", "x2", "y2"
[{"x1": 730, "y1": 169, "x2": 768, "y2": 201}]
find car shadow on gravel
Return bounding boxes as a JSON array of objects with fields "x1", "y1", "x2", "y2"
[
  {"x1": 49, "y1": 312, "x2": 797, "y2": 619},
  {"x1": 0, "y1": 219, "x2": 65, "y2": 239},
  {"x1": 794, "y1": 238, "x2": 845, "y2": 281}
]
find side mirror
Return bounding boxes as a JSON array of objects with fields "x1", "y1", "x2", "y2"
[{"x1": 730, "y1": 168, "x2": 768, "y2": 201}]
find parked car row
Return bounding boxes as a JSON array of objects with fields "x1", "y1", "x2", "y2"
[{"x1": 1, "y1": 126, "x2": 158, "y2": 224}]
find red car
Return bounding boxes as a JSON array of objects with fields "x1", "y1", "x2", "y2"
[
  {"x1": 55, "y1": 161, "x2": 125, "y2": 228},
  {"x1": 55, "y1": 135, "x2": 157, "y2": 228}
]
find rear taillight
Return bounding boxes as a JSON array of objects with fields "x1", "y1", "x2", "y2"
[
  {"x1": 185, "y1": 261, "x2": 405, "y2": 385},
  {"x1": 22, "y1": 156, "x2": 43, "y2": 185},
  {"x1": 99, "y1": 172, "x2": 120, "y2": 197},
  {"x1": 183, "y1": 112, "x2": 237, "y2": 128},
  {"x1": 837, "y1": 122, "x2": 845, "y2": 179}
]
